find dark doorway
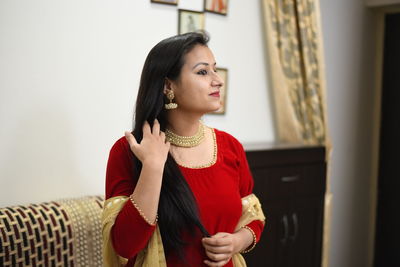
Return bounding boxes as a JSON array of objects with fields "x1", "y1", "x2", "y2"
[{"x1": 374, "y1": 12, "x2": 400, "y2": 267}]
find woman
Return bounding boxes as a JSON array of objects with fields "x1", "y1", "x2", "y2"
[{"x1": 102, "y1": 32, "x2": 265, "y2": 267}]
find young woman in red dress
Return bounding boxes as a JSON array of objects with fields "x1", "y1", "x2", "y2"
[{"x1": 103, "y1": 32, "x2": 265, "y2": 267}]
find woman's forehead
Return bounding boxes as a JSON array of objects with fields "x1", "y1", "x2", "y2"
[{"x1": 184, "y1": 45, "x2": 215, "y2": 66}]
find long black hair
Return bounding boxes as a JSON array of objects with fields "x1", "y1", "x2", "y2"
[{"x1": 132, "y1": 32, "x2": 210, "y2": 260}]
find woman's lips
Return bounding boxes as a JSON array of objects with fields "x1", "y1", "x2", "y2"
[{"x1": 209, "y1": 92, "x2": 220, "y2": 97}]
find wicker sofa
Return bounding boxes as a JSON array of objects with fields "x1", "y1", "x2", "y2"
[{"x1": 0, "y1": 196, "x2": 104, "y2": 267}]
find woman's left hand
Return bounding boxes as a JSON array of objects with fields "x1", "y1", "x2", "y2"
[{"x1": 201, "y1": 232, "x2": 240, "y2": 267}]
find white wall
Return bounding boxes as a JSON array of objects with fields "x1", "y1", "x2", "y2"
[
  {"x1": 0, "y1": 1, "x2": 274, "y2": 207},
  {"x1": 320, "y1": 0, "x2": 376, "y2": 266}
]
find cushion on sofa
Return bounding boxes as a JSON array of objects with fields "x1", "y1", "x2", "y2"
[{"x1": 0, "y1": 196, "x2": 104, "y2": 267}]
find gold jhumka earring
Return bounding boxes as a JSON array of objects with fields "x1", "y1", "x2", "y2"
[{"x1": 164, "y1": 91, "x2": 178, "y2": 110}]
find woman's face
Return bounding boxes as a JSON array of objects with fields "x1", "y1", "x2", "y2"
[{"x1": 168, "y1": 45, "x2": 224, "y2": 115}]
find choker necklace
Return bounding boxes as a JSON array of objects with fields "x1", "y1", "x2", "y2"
[{"x1": 165, "y1": 122, "x2": 205, "y2": 148}]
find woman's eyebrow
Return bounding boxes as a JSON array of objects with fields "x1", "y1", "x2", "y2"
[{"x1": 192, "y1": 62, "x2": 217, "y2": 70}]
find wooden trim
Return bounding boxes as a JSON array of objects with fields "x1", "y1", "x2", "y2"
[
  {"x1": 150, "y1": 0, "x2": 178, "y2": 6},
  {"x1": 246, "y1": 146, "x2": 325, "y2": 168}
]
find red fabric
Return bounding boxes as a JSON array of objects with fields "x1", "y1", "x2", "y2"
[{"x1": 105, "y1": 129, "x2": 265, "y2": 267}]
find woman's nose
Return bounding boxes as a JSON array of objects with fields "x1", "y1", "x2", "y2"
[{"x1": 212, "y1": 72, "x2": 224, "y2": 87}]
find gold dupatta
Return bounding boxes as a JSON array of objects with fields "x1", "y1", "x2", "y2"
[
  {"x1": 102, "y1": 194, "x2": 265, "y2": 267},
  {"x1": 102, "y1": 196, "x2": 130, "y2": 267}
]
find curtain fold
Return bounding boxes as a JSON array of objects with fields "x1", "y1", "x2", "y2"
[
  {"x1": 264, "y1": 0, "x2": 328, "y2": 144},
  {"x1": 261, "y1": 0, "x2": 332, "y2": 266}
]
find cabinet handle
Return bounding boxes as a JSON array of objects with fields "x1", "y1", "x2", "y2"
[
  {"x1": 280, "y1": 214, "x2": 289, "y2": 245},
  {"x1": 281, "y1": 175, "x2": 300, "y2": 182},
  {"x1": 289, "y1": 212, "x2": 299, "y2": 242}
]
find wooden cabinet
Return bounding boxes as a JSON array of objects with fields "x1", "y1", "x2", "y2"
[{"x1": 244, "y1": 145, "x2": 326, "y2": 267}]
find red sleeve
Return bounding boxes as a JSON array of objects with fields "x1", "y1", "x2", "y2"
[
  {"x1": 105, "y1": 137, "x2": 156, "y2": 258},
  {"x1": 235, "y1": 140, "x2": 265, "y2": 243}
]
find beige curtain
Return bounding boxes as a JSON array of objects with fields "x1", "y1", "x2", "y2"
[{"x1": 261, "y1": 0, "x2": 332, "y2": 266}]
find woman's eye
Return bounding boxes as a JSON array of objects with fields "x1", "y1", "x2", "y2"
[{"x1": 197, "y1": 70, "x2": 208, "y2": 75}]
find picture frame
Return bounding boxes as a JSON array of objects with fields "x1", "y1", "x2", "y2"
[
  {"x1": 178, "y1": 9, "x2": 205, "y2": 34},
  {"x1": 204, "y1": 0, "x2": 228, "y2": 15},
  {"x1": 211, "y1": 67, "x2": 228, "y2": 115},
  {"x1": 151, "y1": 0, "x2": 178, "y2": 6},
  {"x1": 178, "y1": 0, "x2": 204, "y2": 12}
]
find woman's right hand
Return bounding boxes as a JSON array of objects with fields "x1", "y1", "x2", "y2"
[{"x1": 125, "y1": 119, "x2": 170, "y2": 169}]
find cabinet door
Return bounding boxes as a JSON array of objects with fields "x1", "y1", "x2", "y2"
[
  {"x1": 286, "y1": 197, "x2": 324, "y2": 267},
  {"x1": 244, "y1": 200, "x2": 291, "y2": 267}
]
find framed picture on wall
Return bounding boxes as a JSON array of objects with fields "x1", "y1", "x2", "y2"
[
  {"x1": 204, "y1": 0, "x2": 228, "y2": 15},
  {"x1": 151, "y1": 0, "x2": 178, "y2": 6},
  {"x1": 211, "y1": 67, "x2": 228, "y2": 115},
  {"x1": 178, "y1": 0, "x2": 204, "y2": 12},
  {"x1": 178, "y1": 9, "x2": 205, "y2": 34}
]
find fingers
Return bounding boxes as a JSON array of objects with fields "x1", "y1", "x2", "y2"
[
  {"x1": 142, "y1": 121, "x2": 151, "y2": 136},
  {"x1": 212, "y1": 232, "x2": 230, "y2": 238},
  {"x1": 160, "y1": 131, "x2": 166, "y2": 140},
  {"x1": 201, "y1": 232, "x2": 234, "y2": 267},
  {"x1": 202, "y1": 233, "x2": 234, "y2": 266},
  {"x1": 165, "y1": 139, "x2": 171, "y2": 149},
  {"x1": 124, "y1": 131, "x2": 138, "y2": 148},
  {"x1": 130, "y1": 120, "x2": 167, "y2": 145},
  {"x1": 203, "y1": 243, "x2": 231, "y2": 254},
  {"x1": 143, "y1": 119, "x2": 163, "y2": 136},
  {"x1": 202, "y1": 236, "x2": 230, "y2": 252},
  {"x1": 152, "y1": 119, "x2": 160, "y2": 135},
  {"x1": 204, "y1": 250, "x2": 230, "y2": 262},
  {"x1": 202, "y1": 235, "x2": 231, "y2": 247}
]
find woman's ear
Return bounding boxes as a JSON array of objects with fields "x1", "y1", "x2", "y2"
[{"x1": 163, "y1": 78, "x2": 172, "y2": 95}]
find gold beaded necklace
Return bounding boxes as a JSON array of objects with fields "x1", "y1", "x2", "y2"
[
  {"x1": 177, "y1": 128, "x2": 218, "y2": 169},
  {"x1": 165, "y1": 122, "x2": 205, "y2": 148}
]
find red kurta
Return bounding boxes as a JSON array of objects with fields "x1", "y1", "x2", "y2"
[{"x1": 105, "y1": 129, "x2": 264, "y2": 267}]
